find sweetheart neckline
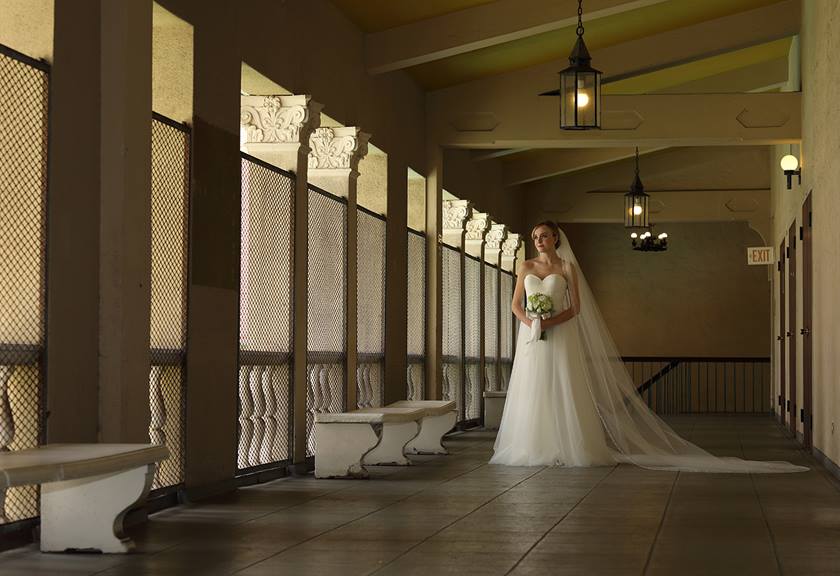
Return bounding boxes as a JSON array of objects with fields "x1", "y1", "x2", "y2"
[{"x1": 525, "y1": 272, "x2": 563, "y2": 282}]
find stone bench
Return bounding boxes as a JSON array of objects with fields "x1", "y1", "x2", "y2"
[
  {"x1": 314, "y1": 407, "x2": 425, "y2": 479},
  {"x1": 0, "y1": 443, "x2": 169, "y2": 553},
  {"x1": 483, "y1": 391, "x2": 507, "y2": 430},
  {"x1": 388, "y1": 400, "x2": 457, "y2": 455}
]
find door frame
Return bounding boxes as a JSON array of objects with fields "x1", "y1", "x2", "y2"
[
  {"x1": 778, "y1": 237, "x2": 786, "y2": 426},
  {"x1": 802, "y1": 192, "x2": 813, "y2": 449},
  {"x1": 788, "y1": 221, "x2": 797, "y2": 438}
]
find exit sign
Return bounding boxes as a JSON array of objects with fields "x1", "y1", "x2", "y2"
[{"x1": 747, "y1": 246, "x2": 775, "y2": 265}]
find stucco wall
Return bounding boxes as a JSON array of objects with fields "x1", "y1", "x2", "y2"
[
  {"x1": 774, "y1": 0, "x2": 840, "y2": 465},
  {"x1": 559, "y1": 222, "x2": 771, "y2": 358}
]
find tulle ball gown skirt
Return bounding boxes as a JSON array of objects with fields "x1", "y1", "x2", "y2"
[{"x1": 490, "y1": 317, "x2": 616, "y2": 467}]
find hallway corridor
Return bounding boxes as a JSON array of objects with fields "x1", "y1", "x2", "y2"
[{"x1": 0, "y1": 416, "x2": 834, "y2": 576}]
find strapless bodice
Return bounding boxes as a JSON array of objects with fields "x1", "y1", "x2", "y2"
[{"x1": 524, "y1": 273, "x2": 569, "y2": 313}]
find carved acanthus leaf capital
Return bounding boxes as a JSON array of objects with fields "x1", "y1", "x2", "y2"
[
  {"x1": 240, "y1": 94, "x2": 323, "y2": 145},
  {"x1": 442, "y1": 199, "x2": 472, "y2": 231},
  {"x1": 485, "y1": 223, "x2": 508, "y2": 250},
  {"x1": 308, "y1": 127, "x2": 370, "y2": 170},
  {"x1": 465, "y1": 212, "x2": 491, "y2": 240},
  {"x1": 502, "y1": 233, "x2": 522, "y2": 256}
]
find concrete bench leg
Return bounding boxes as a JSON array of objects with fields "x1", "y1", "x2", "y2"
[
  {"x1": 405, "y1": 411, "x2": 456, "y2": 455},
  {"x1": 315, "y1": 422, "x2": 380, "y2": 479},
  {"x1": 40, "y1": 464, "x2": 155, "y2": 553},
  {"x1": 363, "y1": 421, "x2": 419, "y2": 466}
]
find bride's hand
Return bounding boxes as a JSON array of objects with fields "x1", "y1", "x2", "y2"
[{"x1": 522, "y1": 318, "x2": 533, "y2": 329}]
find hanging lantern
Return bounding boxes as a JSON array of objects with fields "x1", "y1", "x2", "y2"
[
  {"x1": 624, "y1": 147, "x2": 649, "y2": 228},
  {"x1": 560, "y1": 0, "x2": 601, "y2": 130}
]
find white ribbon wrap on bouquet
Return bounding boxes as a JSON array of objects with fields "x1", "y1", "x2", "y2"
[{"x1": 527, "y1": 317, "x2": 541, "y2": 344}]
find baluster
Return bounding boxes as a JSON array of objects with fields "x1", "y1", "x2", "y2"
[
  {"x1": 319, "y1": 363, "x2": 332, "y2": 413},
  {"x1": 261, "y1": 366, "x2": 278, "y2": 463},
  {"x1": 442, "y1": 363, "x2": 451, "y2": 402},
  {"x1": 148, "y1": 365, "x2": 167, "y2": 446},
  {"x1": 0, "y1": 365, "x2": 15, "y2": 523},
  {"x1": 248, "y1": 365, "x2": 266, "y2": 466},
  {"x1": 356, "y1": 364, "x2": 366, "y2": 408},
  {"x1": 237, "y1": 365, "x2": 254, "y2": 469},
  {"x1": 306, "y1": 363, "x2": 317, "y2": 448},
  {"x1": 406, "y1": 364, "x2": 415, "y2": 401},
  {"x1": 269, "y1": 366, "x2": 286, "y2": 462},
  {"x1": 362, "y1": 363, "x2": 373, "y2": 407}
]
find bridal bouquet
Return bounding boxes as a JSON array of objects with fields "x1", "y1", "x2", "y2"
[{"x1": 526, "y1": 293, "x2": 553, "y2": 341}]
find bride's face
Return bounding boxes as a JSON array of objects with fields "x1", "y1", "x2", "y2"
[{"x1": 532, "y1": 226, "x2": 556, "y2": 253}]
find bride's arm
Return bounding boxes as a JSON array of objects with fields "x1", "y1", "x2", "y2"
[
  {"x1": 542, "y1": 261, "x2": 581, "y2": 328},
  {"x1": 511, "y1": 270, "x2": 532, "y2": 328}
]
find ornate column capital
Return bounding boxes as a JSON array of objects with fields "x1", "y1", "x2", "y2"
[
  {"x1": 308, "y1": 126, "x2": 370, "y2": 172},
  {"x1": 442, "y1": 199, "x2": 472, "y2": 232},
  {"x1": 441, "y1": 199, "x2": 472, "y2": 249},
  {"x1": 485, "y1": 223, "x2": 508, "y2": 251},
  {"x1": 240, "y1": 94, "x2": 323, "y2": 148},
  {"x1": 501, "y1": 232, "x2": 523, "y2": 272},
  {"x1": 465, "y1": 212, "x2": 491, "y2": 241}
]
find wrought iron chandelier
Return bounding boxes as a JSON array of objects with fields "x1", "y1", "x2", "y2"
[
  {"x1": 630, "y1": 227, "x2": 668, "y2": 252},
  {"x1": 559, "y1": 0, "x2": 602, "y2": 129}
]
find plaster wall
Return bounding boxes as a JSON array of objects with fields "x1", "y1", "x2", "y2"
[
  {"x1": 559, "y1": 222, "x2": 770, "y2": 358},
  {"x1": 770, "y1": 0, "x2": 840, "y2": 464}
]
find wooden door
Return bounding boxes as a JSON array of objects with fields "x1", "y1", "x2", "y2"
[
  {"x1": 788, "y1": 222, "x2": 797, "y2": 437},
  {"x1": 778, "y1": 238, "x2": 786, "y2": 426},
  {"x1": 802, "y1": 193, "x2": 813, "y2": 449}
]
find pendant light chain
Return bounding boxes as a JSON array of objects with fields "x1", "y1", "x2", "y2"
[{"x1": 576, "y1": 0, "x2": 585, "y2": 37}]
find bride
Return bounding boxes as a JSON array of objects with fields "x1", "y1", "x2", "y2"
[{"x1": 490, "y1": 221, "x2": 807, "y2": 473}]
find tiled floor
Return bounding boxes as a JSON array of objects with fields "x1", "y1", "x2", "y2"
[{"x1": 1, "y1": 415, "x2": 839, "y2": 575}]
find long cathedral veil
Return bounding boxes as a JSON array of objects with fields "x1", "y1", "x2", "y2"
[{"x1": 555, "y1": 228, "x2": 806, "y2": 473}]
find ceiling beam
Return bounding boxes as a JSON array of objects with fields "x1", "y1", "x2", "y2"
[
  {"x1": 427, "y1": 0, "x2": 800, "y2": 122},
  {"x1": 471, "y1": 148, "x2": 530, "y2": 162},
  {"x1": 365, "y1": 0, "x2": 670, "y2": 74},
  {"x1": 502, "y1": 147, "x2": 663, "y2": 186},
  {"x1": 432, "y1": 92, "x2": 800, "y2": 148}
]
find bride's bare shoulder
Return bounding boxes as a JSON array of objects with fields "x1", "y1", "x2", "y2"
[{"x1": 520, "y1": 259, "x2": 538, "y2": 271}]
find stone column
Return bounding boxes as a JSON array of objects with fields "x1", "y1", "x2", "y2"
[
  {"x1": 425, "y1": 146, "x2": 443, "y2": 401},
  {"x1": 307, "y1": 127, "x2": 370, "y2": 413},
  {"x1": 484, "y1": 223, "x2": 507, "y2": 393},
  {"x1": 98, "y1": 0, "x2": 153, "y2": 444},
  {"x1": 465, "y1": 211, "x2": 490, "y2": 423},
  {"x1": 240, "y1": 94, "x2": 321, "y2": 467},
  {"x1": 441, "y1": 199, "x2": 472, "y2": 411}
]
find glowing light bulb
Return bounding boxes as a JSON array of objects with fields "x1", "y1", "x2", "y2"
[
  {"x1": 630, "y1": 232, "x2": 638, "y2": 239},
  {"x1": 576, "y1": 91, "x2": 590, "y2": 108},
  {"x1": 658, "y1": 233, "x2": 667, "y2": 240},
  {"x1": 780, "y1": 154, "x2": 799, "y2": 172},
  {"x1": 633, "y1": 205, "x2": 643, "y2": 216}
]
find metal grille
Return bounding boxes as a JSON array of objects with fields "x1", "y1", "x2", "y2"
[
  {"x1": 406, "y1": 230, "x2": 426, "y2": 400},
  {"x1": 237, "y1": 155, "x2": 295, "y2": 472},
  {"x1": 464, "y1": 255, "x2": 481, "y2": 422},
  {"x1": 149, "y1": 114, "x2": 190, "y2": 489},
  {"x1": 306, "y1": 186, "x2": 347, "y2": 456},
  {"x1": 499, "y1": 271, "x2": 514, "y2": 390},
  {"x1": 441, "y1": 245, "x2": 463, "y2": 421},
  {"x1": 356, "y1": 208, "x2": 385, "y2": 408},
  {"x1": 484, "y1": 263, "x2": 499, "y2": 392},
  {"x1": 627, "y1": 358, "x2": 772, "y2": 414},
  {"x1": 0, "y1": 45, "x2": 49, "y2": 524}
]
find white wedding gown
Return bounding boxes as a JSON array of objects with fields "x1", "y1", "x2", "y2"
[
  {"x1": 491, "y1": 273, "x2": 616, "y2": 467},
  {"x1": 490, "y1": 249, "x2": 807, "y2": 474}
]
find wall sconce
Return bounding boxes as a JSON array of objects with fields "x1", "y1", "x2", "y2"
[{"x1": 780, "y1": 150, "x2": 801, "y2": 190}]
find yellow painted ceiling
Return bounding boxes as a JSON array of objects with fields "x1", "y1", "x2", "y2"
[
  {"x1": 602, "y1": 37, "x2": 792, "y2": 94},
  {"x1": 398, "y1": 0, "x2": 787, "y2": 89},
  {"x1": 330, "y1": 0, "x2": 497, "y2": 33}
]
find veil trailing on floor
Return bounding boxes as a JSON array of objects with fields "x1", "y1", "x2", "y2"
[{"x1": 555, "y1": 228, "x2": 806, "y2": 473}]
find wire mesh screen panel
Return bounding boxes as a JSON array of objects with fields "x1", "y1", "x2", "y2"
[
  {"x1": 499, "y1": 271, "x2": 514, "y2": 390},
  {"x1": 0, "y1": 46, "x2": 49, "y2": 524},
  {"x1": 441, "y1": 245, "x2": 463, "y2": 421},
  {"x1": 356, "y1": 209, "x2": 385, "y2": 408},
  {"x1": 149, "y1": 115, "x2": 190, "y2": 489},
  {"x1": 306, "y1": 187, "x2": 347, "y2": 456},
  {"x1": 484, "y1": 263, "x2": 499, "y2": 392},
  {"x1": 406, "y1": 230, "x2": 426, "y2": 400},
  {"x1": 464, "y1": 256, "x2": 481, "y2": 422},
  {"x1": 237, "y1": 155, "x2": 295, "y2": 471}
]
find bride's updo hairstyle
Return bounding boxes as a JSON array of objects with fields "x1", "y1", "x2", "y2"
[{"x1": 531, "y1": 220, "x2": 562, "y2": 249}]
